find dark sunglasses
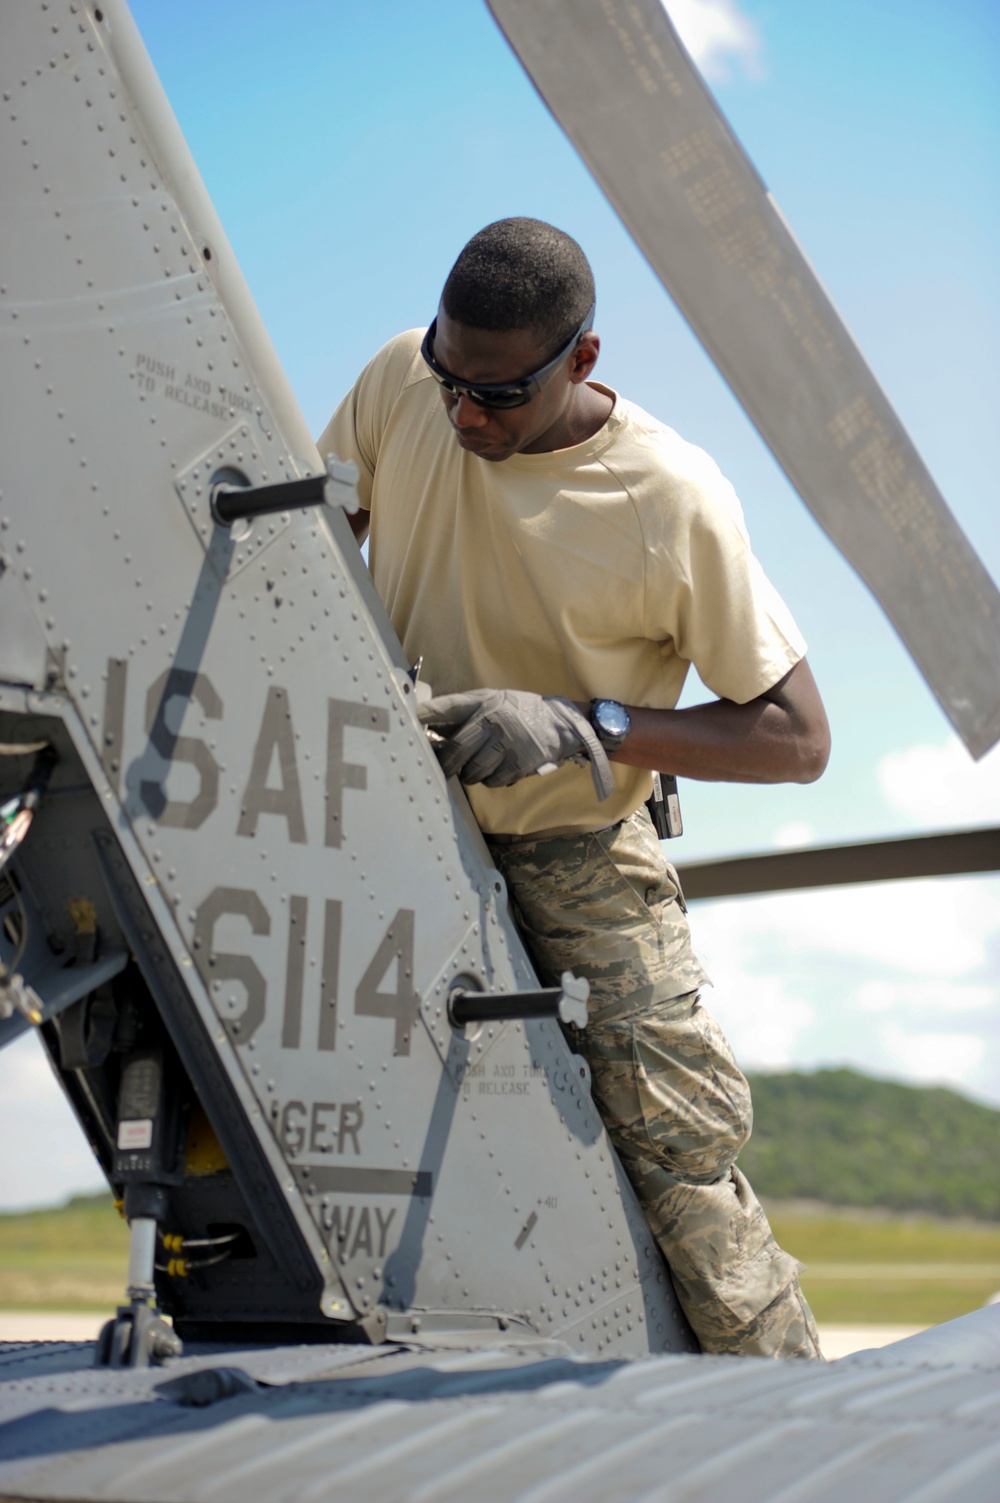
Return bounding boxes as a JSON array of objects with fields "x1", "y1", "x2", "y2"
[{"x1": 419, "y1": 303, "x2": 596, "y2": 410}]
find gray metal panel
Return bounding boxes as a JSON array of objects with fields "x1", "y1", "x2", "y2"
[
  {"x1": 1, "y1": 1321, "x2": 998, "y2": 1501},
  {"x1": 93, "y1": 0, "x2": 323, "y2": 471},
  {"x1": 839, "y1": 1302, "x2": 1000, "y2": 1370},
  {"x1": 0, "y1": 569, "x2": 49, "y2": 691},
  {"x1": 0, "y1": 0, "x2": 689, "y2": 1354},
  {"x1": 486, "y1": 0, "x2": 1000, "y2": 759}
]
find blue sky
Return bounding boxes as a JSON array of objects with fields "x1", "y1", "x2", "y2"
[{"x1": 1, "y1": 0, "x2": 997, "y2": 1207}]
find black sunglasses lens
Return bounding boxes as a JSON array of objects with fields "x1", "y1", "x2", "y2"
[
  {"x1": 421, "y1": 326, "x2": 531, "y2": 408},
  {"x1": 476, "y1": 389, "x2": 527, "y2": 410},
  {"x1": 441, "y1": 379, "x2": 527, "y2": 409}
]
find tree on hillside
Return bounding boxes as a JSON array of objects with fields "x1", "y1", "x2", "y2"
[{"x1": 740, "y1": 1069, "x2": 1000, "y2": 1220}]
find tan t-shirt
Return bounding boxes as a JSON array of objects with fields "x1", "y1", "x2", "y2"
[{"x1": 317, "y1": 330, "x2": 806, "y2": 835}]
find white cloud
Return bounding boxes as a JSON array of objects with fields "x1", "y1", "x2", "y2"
[
  {"x1": 694, "y1": 875, "x2": 1000, "y2": 980},
  {"x1": 879, "y1": 737, "x2": 1000, "y2": 830},
  {"x1": 688, "y1": 742, "x2": 1000, "y2": 1102},
  {"x1": 772, "y1": 821, "x2": 815, "y2": 849},
  {"x1": 879, "y1": 1024, "x2": 986, "y2": 1087},
  {"x1": 703, "y1": 971, "x2": 815, "y2": 1072},
  {"x1": 663, "y1": 0, "x2": 764, "y2": 82},
  {"x1": 855, "y1": 979, "x2": 995, "y2": 1016},
  {"x1": 690, "y1": 872, "x2": 1000, "y2": 1105}
]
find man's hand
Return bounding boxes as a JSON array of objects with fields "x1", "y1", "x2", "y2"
[{"x1": 418, "y1": 689, "x2": 616, "y2": 800}]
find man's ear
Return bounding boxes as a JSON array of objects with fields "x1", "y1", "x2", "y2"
[{"x1": 569, "y1": 332, "x2": 600, "y2": 384}]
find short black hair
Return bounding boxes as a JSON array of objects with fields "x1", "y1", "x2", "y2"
[{"x1": 441, "y1": 218, "x2": 595, "y2": 358}]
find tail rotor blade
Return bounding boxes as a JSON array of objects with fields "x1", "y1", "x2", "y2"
[
  {"x1": 487, "y1": 0, "x2": 1000, "y2": 758},
  {"x1": 678, "y1": 827, "x2": 1000, "y2": 900}
]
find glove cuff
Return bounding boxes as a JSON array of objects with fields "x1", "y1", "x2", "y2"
[{"x1": 546, "y1": 697, "x2": 616, "y2": 801}]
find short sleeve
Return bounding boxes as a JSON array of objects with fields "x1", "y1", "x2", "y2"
[
  {"x1": 641, "y1": 440, "x2": 806, "y2": 704},
  {"x1": 315, "y1": 330, "x2": 426, "y2": 511}
]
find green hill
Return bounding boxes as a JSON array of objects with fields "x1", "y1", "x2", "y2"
[{"x1": 742, "y1": 1068, "x2": 1000, "y2": 1221}]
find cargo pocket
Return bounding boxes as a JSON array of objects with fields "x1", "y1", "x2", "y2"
[
  {"x1": 713, "y1": 1244, "x2": 803, "y2": 1326},
  {"x1": 589, "y1": 824, "x2": 668, "y2": 928},
  {"x1": 630, "y1": 998, "x2": 752, "y2": 1181},
  {"x1": 663, "y1": 859, "x2": 687, "y2": 914}
]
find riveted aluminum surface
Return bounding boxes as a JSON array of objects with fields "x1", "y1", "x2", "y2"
[
  {"x1": 1, "y1": 1323, "x2": 999, "y2": 1502},
  {"x1": 0, "y1": 0, "x2": 691, "y2": 1354}
]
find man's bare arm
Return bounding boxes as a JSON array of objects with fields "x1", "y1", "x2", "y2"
[{"x1": 606, "y1": 658, "x2": 830, "y2": 785}]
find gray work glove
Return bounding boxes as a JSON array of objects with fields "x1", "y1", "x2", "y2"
[{"x1": 418, "y1": 689, "x2": 616, "y2": 801}]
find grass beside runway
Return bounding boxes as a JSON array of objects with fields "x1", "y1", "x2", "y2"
[
  {"x1": 766, "y1": 1201, "x2": 1000, "y2": 1325},
  {"x1": 0, "y1": 1192, "x2": 998, "y2": 1326},
  {"x1": 0, "y1": 1193, "x2": 128, "y2": 1311}
]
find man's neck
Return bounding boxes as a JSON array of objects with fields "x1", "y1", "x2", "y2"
[{"x1": 522, "y1": 383, "x2": 615, "y2": 454}]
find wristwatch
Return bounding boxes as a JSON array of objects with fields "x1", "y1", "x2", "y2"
[{"x1": 589, "y1": 698, "x2": 631, "y2": 753}]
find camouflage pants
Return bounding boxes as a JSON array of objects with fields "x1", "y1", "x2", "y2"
[{"x1": 487, "y1": 807, "x2": 822, "y2": 1360}]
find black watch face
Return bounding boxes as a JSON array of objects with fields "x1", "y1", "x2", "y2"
[{"x1": 593, "y1": 699, "x2": 630, "y2": 739}]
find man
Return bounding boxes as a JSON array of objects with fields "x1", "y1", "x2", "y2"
[{"x1": 318, "y1": 218, "x2": 831, "y2": 1359}]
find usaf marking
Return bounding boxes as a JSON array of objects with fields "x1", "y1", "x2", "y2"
[
  {"x1": 101, "y1": 657, "x2": 389, "y2": 845},
  {"x1": 100, "y1": 659, "x2": 419, "y2": 1053}
]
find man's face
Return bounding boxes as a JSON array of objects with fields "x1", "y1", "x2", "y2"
[{"x1": 429, "y1": 310, "x2": 596, "y2": 463}]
